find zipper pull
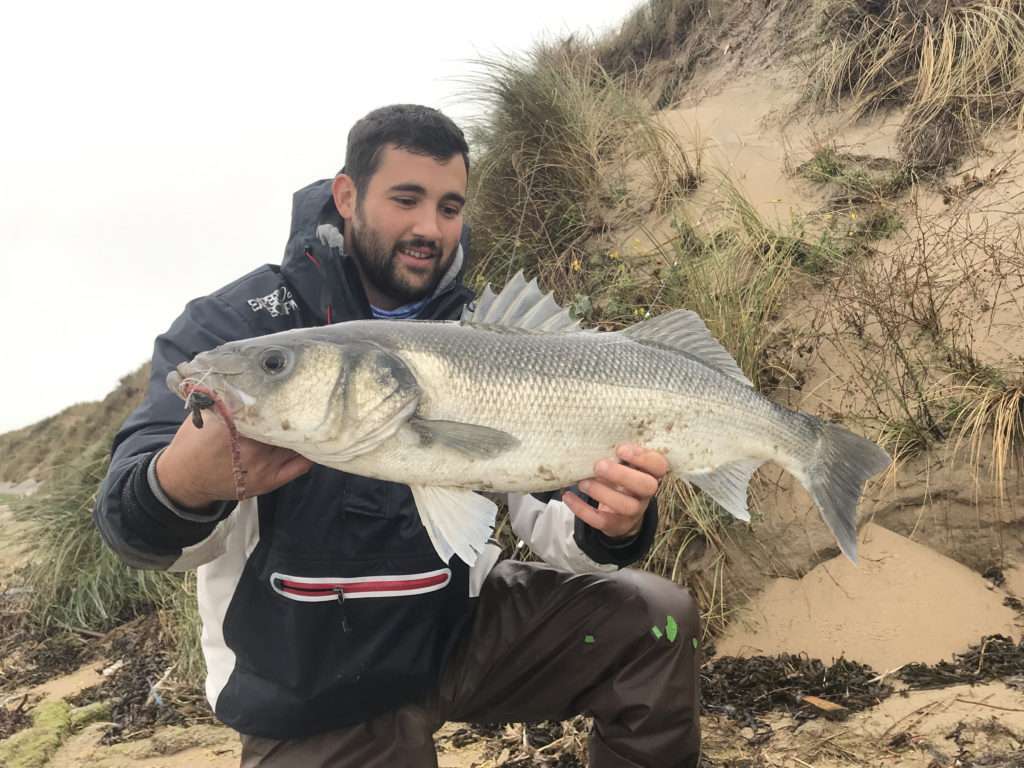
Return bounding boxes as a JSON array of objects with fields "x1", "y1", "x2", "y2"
[{"x1": 332, "y1": 586, "x2": 351, "y2": 633}]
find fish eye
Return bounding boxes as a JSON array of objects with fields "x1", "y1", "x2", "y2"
[{"x1": 259, "y1": 348, "x2": 291, "y2": 376}]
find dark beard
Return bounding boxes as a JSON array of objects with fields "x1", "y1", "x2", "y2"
[{"x1": 348, "y1": 220, "x2": 451, "y2": 307}]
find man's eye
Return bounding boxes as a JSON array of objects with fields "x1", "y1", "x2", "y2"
[
  {"x1": 394, "y1": 197, "x2": 416, "y2": 207},
  {"x1": 442, "y1": 206, "x2": 461, "y2": 217}
]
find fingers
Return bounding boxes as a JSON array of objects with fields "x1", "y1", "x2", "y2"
[
  {"x1": 563, "y1": 444, "x2": 665, "y2": 539},
  {"x1": 564, "y1": 490, "x2": 643, "y2": 539},
  {"x1": 166, "y1": 415, "x2": 312, "y2": 502},
  {"x1": 593, "y1": 457, "x2": 660, "y2": 499},
  {"x1": 578, "y1": 476, "x2": 646, "y2": 518},
  {"x1": 615, "y1": 444, "x2": 669, "y2": 480}
]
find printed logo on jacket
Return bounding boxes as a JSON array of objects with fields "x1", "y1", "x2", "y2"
[{"x1": 248, "y1": 286, "x2": 299, "y2": 318}]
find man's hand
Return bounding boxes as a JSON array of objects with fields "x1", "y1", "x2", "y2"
[
  {"x1": 155, "y1": 412, "x2": 313, "y2": 511},
  {"x1": 562, "y1": 444, "x2": 668, "y2": 540}
]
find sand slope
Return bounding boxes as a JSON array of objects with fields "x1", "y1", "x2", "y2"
[{"x1": 717, "y1": 524, "x2": 1022, "y2": 671}]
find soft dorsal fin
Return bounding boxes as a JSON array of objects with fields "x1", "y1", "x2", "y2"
[
  {"x1": 461, "y1": 271, "x2": 581, "y2": 332},
  {"x1": 622, "y1": 310, "x2": 753, "y2": 387}
]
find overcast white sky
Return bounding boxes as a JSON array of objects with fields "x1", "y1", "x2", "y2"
[{"x1": 0, "y1": 0, "x2": 644, "y2": 435}]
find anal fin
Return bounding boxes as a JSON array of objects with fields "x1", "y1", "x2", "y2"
[
  {"x1": 684, "y1": 460, "x2": 764, "y2": 521},
  {"x1": 410, "y1": 486, "x2": 497, "y2": 566}
]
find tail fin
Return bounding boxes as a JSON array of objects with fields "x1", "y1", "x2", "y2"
[{"x1": 805, "y1": 423, "x2": 891, "y2": 564}]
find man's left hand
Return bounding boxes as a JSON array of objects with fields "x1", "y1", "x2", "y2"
[{"x1": 563, "y1": 444, "x2": 668, "y2": 540}]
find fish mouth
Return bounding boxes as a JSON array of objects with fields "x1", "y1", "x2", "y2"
[
  {"x1": 167, "y1": 360, "x2": 248, "y2": 416},
  {"x1": 166, "y1": 369, "x2": 186, "y2": 397}
]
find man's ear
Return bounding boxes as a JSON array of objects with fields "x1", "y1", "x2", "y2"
[{"x1": 332, "y1": 174, "x2": 357, "y2": 220}]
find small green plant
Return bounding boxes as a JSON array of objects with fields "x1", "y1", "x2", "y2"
[
  {"x1": 797, "y1": 147, "x2": 916, "y2": 204},
  {"x1": 794, "y1": 147, "x2": 911, "y2": 260}
]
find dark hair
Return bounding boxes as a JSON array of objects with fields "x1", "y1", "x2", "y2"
[{"x1": 343, "y1": 104, "x2": 470, "y2": 195}]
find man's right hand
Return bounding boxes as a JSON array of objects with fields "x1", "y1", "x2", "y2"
[{"x1": 155, "y1": 412, "x2": 314, "y2": 511}]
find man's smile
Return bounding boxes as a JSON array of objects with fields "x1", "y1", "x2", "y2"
[{"x1": 398, "y1": 246, "x2": 434, "y2": 260}]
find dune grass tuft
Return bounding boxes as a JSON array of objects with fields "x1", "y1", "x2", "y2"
[
  {"x1": 810, "y1": 0, "x2": 1024, "y2": 169},
  {"x1": 17, "y1": 445, "x2": 180, "y2": 634},
  {"x1": 465, "y1": 42, "x2": 699, "y2": 303},
  {"x1": 951, "y1": 372, "x2": 1024, "y2": 499},
  {"x1": 661, "y1": 207, "x2": 798, "y2": 389},
  {"x1": 595, "y1": 0, "x2": 718, "y2": 107},
  {"x1": 643, "y1": 479, "x2": 735, "y2": 639},
  {"x1": 15, "y1": 442, "x2": 206, "y2": 695}
]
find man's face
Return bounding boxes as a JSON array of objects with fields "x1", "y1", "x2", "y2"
[{"x1": 340, "y1": 145, "x2": 467, "y2": 309}]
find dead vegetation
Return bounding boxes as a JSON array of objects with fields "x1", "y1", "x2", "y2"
[
  {"x1": 816, "y1": 203, "x2": 1024, "y2": 471},
  {"x1": 702, "y1": 653, "x2": 893, "y2": 721},
  {"x1": 899, "y1": 634, "x2": 1024, "y2": 688},
  {"x1": 809, "y1": 0, "x2": 1024, "y2": 169},
  {"x1": 952, "y1": 373, "x2": 1024, "y2": 501}
]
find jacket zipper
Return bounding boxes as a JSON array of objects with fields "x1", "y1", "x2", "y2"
[{"x1": 332, "y1": 586, "x2": 351, "y2": 633}]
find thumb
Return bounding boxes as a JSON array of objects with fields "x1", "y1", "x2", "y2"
[{"x1": 272, "y1": 453, "x2": 314, "y2": 487}]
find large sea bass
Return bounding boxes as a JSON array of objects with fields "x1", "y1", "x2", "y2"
[{"x1": 168, "y1": 273, "x2": 890, "y2": 567}]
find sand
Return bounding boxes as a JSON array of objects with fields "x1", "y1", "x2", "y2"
[
  {"x1": 0, "y1": 480, "x2": 40, "y2": 497},
  {"x1": 0, "y1": 502, "x2": 37, "y2": 581},
  {"x1": 717, "y1": 523, "x2": 1022, "y2": 671}
]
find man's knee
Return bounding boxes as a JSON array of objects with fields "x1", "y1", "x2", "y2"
[{"x1": 611, "y1": 569, "x2": 701, "y2": 643}]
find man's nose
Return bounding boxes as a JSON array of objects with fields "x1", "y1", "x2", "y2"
[{"x1": 411, "y1": 208, "x2": 442, "y2": 244}]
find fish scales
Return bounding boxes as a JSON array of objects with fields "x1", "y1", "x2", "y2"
[{"x1": 322, "y1": 320, "x2": 813, "y2": 492}]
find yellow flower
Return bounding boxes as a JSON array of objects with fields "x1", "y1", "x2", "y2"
[
  {"x1": 571, "y1": 257, "x2": 582, "y2": 272},
  {"x1": 609, "y1": 250, "x2": 620, "y2": 260}
]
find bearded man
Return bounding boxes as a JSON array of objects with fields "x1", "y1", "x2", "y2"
[{"x1": 95, "y1": 104, "x2": 702, "y2": 768}]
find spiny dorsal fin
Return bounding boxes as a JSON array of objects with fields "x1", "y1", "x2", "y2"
[
  {"x1": 622, "y1": 310, "x2": 753, "y2": 387},
  {"x1": 461, "y1": 271, "x2": 581, "y2": 332}
]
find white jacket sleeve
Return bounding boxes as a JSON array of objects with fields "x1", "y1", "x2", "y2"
[{"x1": 506, "y1": 493, "x2": 619, "y2": 574}]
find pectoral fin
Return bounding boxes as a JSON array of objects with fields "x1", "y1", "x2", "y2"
[
  {"x1": 410, "y1": 485, "x2": 497, "y2": 566},
  {"x1": 409, "y1": 417, "x2": 519, "y2": 458}
]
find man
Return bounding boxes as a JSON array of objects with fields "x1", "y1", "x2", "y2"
[{"x1": 95, "y1": 104, "x2": 701, "y2": 767}]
